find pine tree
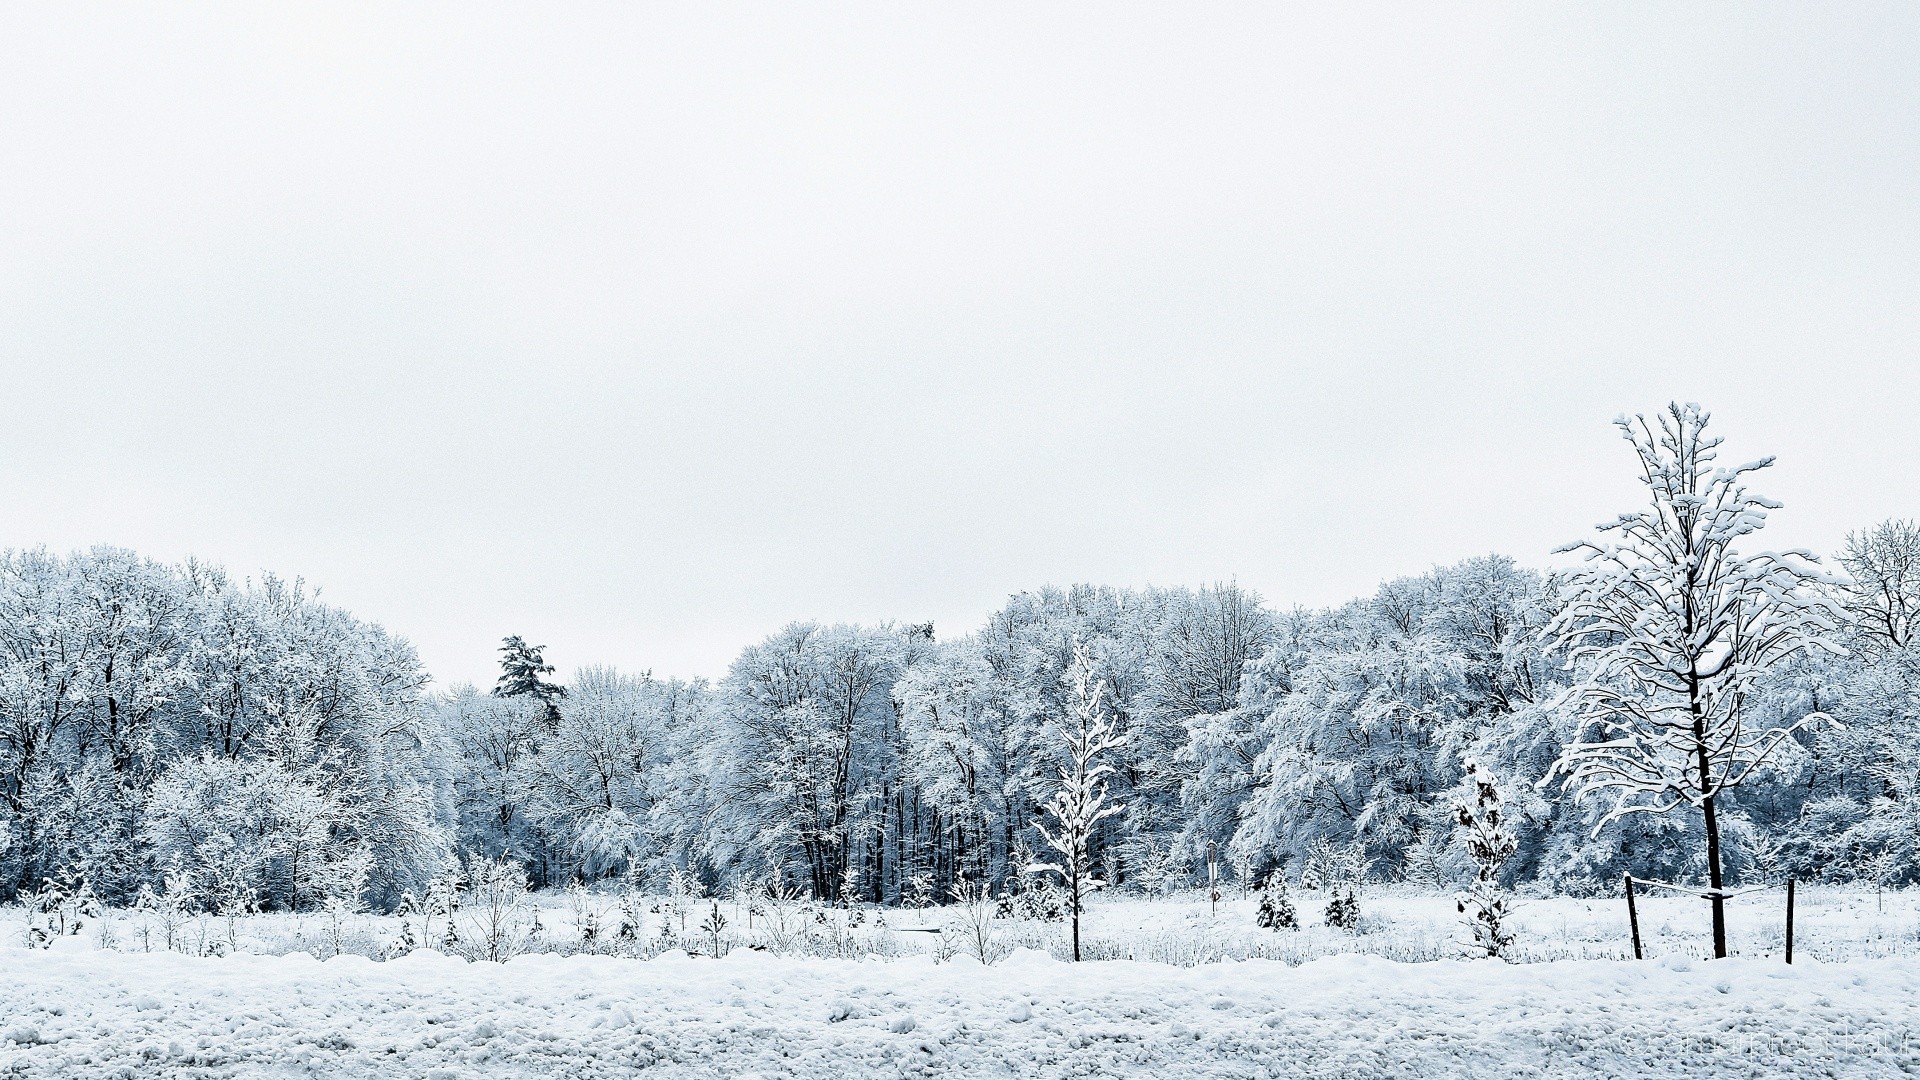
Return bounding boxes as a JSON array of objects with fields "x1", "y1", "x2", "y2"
[
  {"x1": 493, "y1": 635, "x2": 566, "y2": 725},
  {"x1": 1324, "y1": 889, "x2": 1359, "y2": 930},
  {"x1": 1256, "y1": 871, "x2": 1297, "y2": 931}
]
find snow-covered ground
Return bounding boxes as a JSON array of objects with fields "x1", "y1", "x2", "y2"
[
  {"x1": 5, "y1": 888, "x2": 1920, "y2": 1077},
  {"x1": 5, "y1": 941, "x2": 1920, "y2": 1077}
]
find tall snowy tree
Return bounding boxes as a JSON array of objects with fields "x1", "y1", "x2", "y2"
[
  {"x1": 1546, "y1": 403, "x2": 1841, "y2": 957},
  {"x1": 494, "y1": 636, "x2": 566, "y2": 726},
  {"x1": 1032, "y1": 642, "x2": 1127, "y2": 962},
  {"x1": 711, "y1": 623, "x2": 908, "y2": 899},
  {"x1": 1838, "y1": 519, "x2": 1920, "y2": 651}
]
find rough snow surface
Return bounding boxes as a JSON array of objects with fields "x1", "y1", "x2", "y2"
[{"x1": 2, "y1": 941, "x2": 1917, "y2": 1078}]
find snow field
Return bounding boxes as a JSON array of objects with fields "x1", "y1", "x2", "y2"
[{"x1": 4, "y1": 939, "x2": 1919, "y2": 1078}]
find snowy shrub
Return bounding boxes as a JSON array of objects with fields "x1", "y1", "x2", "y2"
[
  {"x1": 1399, "y1": 837, "x2": 1454, "y2": 890},
  {"x1": 457, "y1": 858, "x2": 537, "y2": 962},
  {"x1": 906, "y1": 872, "x2": 936, "y2": 910},
  {"x1": 1232, "y1": 851, "x2": 1256, "y2": 899},
  {"x1": 566, "y1": 882, "x2": 613, "y2": 950},
  {"x1": 1453, "y1": 757, "x2": 1517, "y2": 959},
  {"x1": 142, "y1": 863, "x2": 197, "y2": 953},
  {"x1": 322, "y1": 895, "x2": 359, "y2": 958},
  {"x1": 946, "y1": 873, "x2": 1004, "y2": 964},
  {"x1": 22, "y1": 870, "x2": 99, "y2": 948},
  {"x1": 1126, "y1": 838, "x2": 1184, "y2": 897}
]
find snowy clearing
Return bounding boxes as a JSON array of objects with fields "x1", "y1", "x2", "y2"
[
  {"x1": 6, "y1": 888, "x2": 1920, "y2": 1077},
  {"x1": 3, "y1": 942, "x2": 1917, "y2": 1078}
]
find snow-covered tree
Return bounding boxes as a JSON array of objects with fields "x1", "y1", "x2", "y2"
[
  {"x1": 1031, "y1": 643, "x2": 1127, "y2": 961},
  {"x1": 1837, "y1": 519, "x2": 1920, "y2": 651},
  {"x1": 442, "y1": 687, "x2": 548, "y2": 867},
  {"x1": 709, "y1": 623, "x2": 910, "y2": 899},
  {"x1": 525, "y1": 666, "x2": 685, "y2": 881},
  {"x1": 1545, "y1": 403, "x2": 1842, "y2": 957},
  {"x1": 494, "y1": 636, "x2": 566, "y2": 726}
]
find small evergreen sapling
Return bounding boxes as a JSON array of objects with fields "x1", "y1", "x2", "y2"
[
  {"x1": 23, "y1": 871, "x2": 100, "y2": 948},
  {"x1": 700, "y1": 901, "x2": 728, "y2": 957},
  {"x1": 1453, "y1": 756, "x2": 1517, "y2": 959},
  {"x1": 1255, "y1": 872, "x2": 1297, "y2": 931},
  {"x1": 391, "y1": 890, "x2": 420, "y2": 956},
  {"x1": 1324, "y1": 889, "x2": 1359, "y2": 930}
]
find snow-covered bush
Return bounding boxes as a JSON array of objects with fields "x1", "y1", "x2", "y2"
[
  {"x1": 1453, "y1": 757, "x2": 1517, "y2": 958},
  {"x1": 22, "y1": 870, "x2": 99, "y2": 948},
  {"x1": 905, "y1": 872, "x2": 936, "y2": 910},
  {"x1": 457, "y1": 858, "x2": 537, "y2": 962},
  {"x1": 946, "y1": 872, "x2": 1004, "y2": 964}
]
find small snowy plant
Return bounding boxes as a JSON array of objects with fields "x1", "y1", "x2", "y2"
[
  {"x1": 322, "y1": 895, "x2": 358, "y2": 958},
  {"x1": 906, "y1": 871, "x2": 936, "y2": 911},
  {"x1": 1300, "y1": 838, "x2": 1341, "y2": 894},
  {"x1": 421, "y1": 870, "x2": 461, "y2": 949},
  {"x1": 699, "y1": 901, "x2": 728, "y2": 957},
  {"x1": 566, "y1": 882, "x2": 612, "y2": 951},
  {"x1": 946, "y1": 872, "x2": 1003, "y2": 964},
  {"x1": 1255, "y1": 872, "x2": 1298, "y2": 931},
  {"x1": 1232, "y1": 850, "x2": 1256, "y2": 900},
  {"x1": 23, "y1": 871, "x2": 100, "y2": 948},
  {"x1": 667, "y1": 865, "x2": 703, "y2": 934},
  {"x1": 1324, "y1": 889, "x2": 1359, "y2": 931},
  {"x1": 1031, "y1": 642, "x2": 1127, "y2": 962},
  {"x1": 1453, "y1": 756, "x2": 1517, "y2": 959},
  {"x1": 458, "y1": 858, "x2": 536, "y2": 962}
]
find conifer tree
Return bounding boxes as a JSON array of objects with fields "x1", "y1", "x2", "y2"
[{"x1": 493, "y1": 635, "x2": 566, "y2": 725}]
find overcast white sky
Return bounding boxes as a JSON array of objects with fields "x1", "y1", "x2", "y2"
[{"x1": 2, "y1": 3, "x2": 1915, "y2": 689}]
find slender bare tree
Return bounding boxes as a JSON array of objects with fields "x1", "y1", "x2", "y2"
[{"x1": 1032, "y1": 642, "x2": 1127, "y2": 962}]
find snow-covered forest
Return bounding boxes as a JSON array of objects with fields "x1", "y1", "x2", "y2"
[{"x1": 4, "y1": 405, "x2": 1915, "y2": 920}]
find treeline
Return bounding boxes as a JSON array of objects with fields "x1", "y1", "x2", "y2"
[{"x1": 1, "y1": 524, "x2": 1915, "y2": 911}]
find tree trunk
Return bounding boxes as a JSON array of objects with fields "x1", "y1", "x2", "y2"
[
  {"x1": 1069, "y1": 857, "x2": 1081, "y2": 962},
  {"x1": 1701, "y1": 790, "x2": 1727, "y2": 958}
]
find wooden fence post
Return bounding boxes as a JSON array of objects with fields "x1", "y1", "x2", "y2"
[
  {"x1": 1625, "y1": 873, "x2": 1643, "y2": 960},
  {"x1": 1785, "y1": 878, "x2": 1796, "y2": 965}
]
